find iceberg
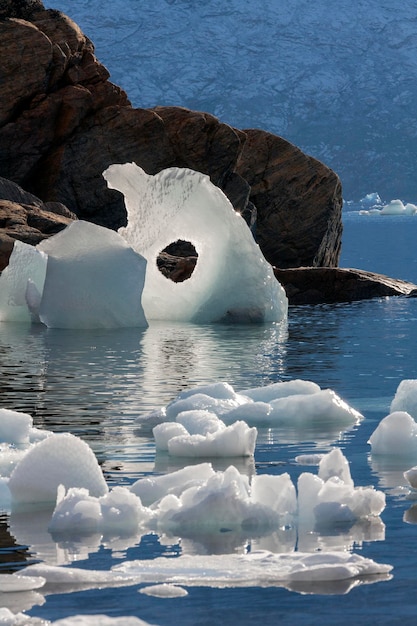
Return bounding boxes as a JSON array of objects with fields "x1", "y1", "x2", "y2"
[
  {"x1": 37, "y1": 220, "x2": 148, "y2": 329},
  {"x1": 104, "y1": 163, "x2": 288, "y2": 323},
  {"x1": 0, "y1": 166, "x2": 287, "y2": 328}
]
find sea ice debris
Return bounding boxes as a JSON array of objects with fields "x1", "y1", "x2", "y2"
[
  {"x1": 390, "y1": 379, "x2": 417, "y2": 419},
  {"x1": 368, "y1": 411, "x2": 417, "y2": 457}
]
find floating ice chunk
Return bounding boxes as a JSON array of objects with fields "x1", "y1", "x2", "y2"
[
  {"x1": 380, "y1": 199, "x2": 406, "y2": 214},
  {"x1": 0, "y1": 240, "x2": 47, "y2": 323},
  {"x1": 0, "y1": 409, "x2": 33, "y2": 445},
  {"x1": 52, "y1": 618, "x2": 156, "y2": 626},
  {"x1": 404, "y1": 203, "x2": 417, "y2": 215},
  {"x1": 154, "y1": 465, "x2": 278, "y2": 534},
  {"x1": 298, "y1": 449, "x2": 385, "y2": 525},
  {"x1": 178, "y1": 382, "x2": 244, "y2": 402},
  {"x1": 318, "y1": 448, "x2": 353, "y2": 487},
  {"x1": 404, "y1": 466, "x2": 417, "y2": 490},
  {"x1": 0, "y1": 573, "x2": 46, "y2": 592},
  {"x1": 8, "y1": 433, "x2": 108, "y2": 504},
  {"x1": 22, "y1": 562, "x2": 136, "y2": 588},
  {"x1": 36, "y1": 220, "x2": 147, "y2": 329},
  {"x1": 113, "y1": 549, "x2": 392, "y2": 586},
  {"x1": 51, "y1": 617, "x2": 155, "y2": 626},
  {"x1": 153, "y1": 411, "x2": 257, "y2": 457},
  {"x1": 139, "y1": 583, "x2": 188, "y2": 598},
  {"x1": 368, "y1": 411, "x2": 417, "y2": 457},
  {"x1": 141, "y1": 381, "x2": 362, "y2": 431},
  {"x1": 266, "y1": 389, "x2": 363, "y2": 427},
  {"x1": 390, "y1": 380, "x2": 417, "y2": 419},
  {"x1": 130, "y1": 463, "x2": 215, "y2": 506},
  {"x1": 104, "y1": 164, "x2": 287, "y2": 323},
  {"x1": 239, "y1": 379, "x2": 320, "y2": 402},
  {"x1": 49, "y1": 486, "x2": 151, "y2": 535},
  {"x1": 251, "y1": 473, "x2": 297, "y2": 522},
  {"x1": 153, "y1": 422, "x2": 189, "y2": 451}
]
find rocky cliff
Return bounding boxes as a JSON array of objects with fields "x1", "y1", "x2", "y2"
[{"x1": 0, "y1": 0, "x2": 342, "y2": 271}]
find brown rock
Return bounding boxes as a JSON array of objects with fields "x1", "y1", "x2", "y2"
[
  {"x1": 0, "y1": 177, "x2": 76, "y2": 271},
  {"x1": 237, "y1": 130, "x2": 343, "y2": 268},
  {"x1": 274, "y1": 267, "x2": 417, "y2": 305}
]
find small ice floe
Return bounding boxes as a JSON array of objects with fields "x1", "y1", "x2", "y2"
[
  {"x1": 51, "y1": 615, "x2": 155, "y2": 626},
  {"x1": 139, "y1": 583, "x2": 188, "y2": 598},
  {"x1": 359, "y1": 198, "x2": 417, "y2": 216},
  {"x1": 0, "y1": 573, "x2": 46, "y2": 593},
  {"x1": 139, "y1": 380, "x2": 363, "y2": 431},
  {"x1": 153, "y1": 410, "x2": 257, "y2": 457},
  {"x1": 21, "y1": 563, "x2": 137, "y2": 590},
  {"x1": 113, "y1": 549, "x2": 392, "y2": 587},
  {"x1": 368, "y1": 411, "x2": 417, "y2": 458}
]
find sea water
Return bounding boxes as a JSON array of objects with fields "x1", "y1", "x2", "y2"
[{"x1": 1, "y1": 215, "x2": 417, "y2": 623}]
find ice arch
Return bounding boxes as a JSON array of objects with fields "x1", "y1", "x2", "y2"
[{"x1": 104, "y1": 164, "x2": 287, "y2": 323}]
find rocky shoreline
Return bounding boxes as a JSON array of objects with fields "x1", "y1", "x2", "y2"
[{"x1": 0, "y1": 0, "x2": 416, "y2": 305}]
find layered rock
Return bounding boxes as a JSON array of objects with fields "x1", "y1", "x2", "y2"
[
  {"x1": 0, "y1": 1, "x2": 342, "y2": 271},
  {"x1": 0, "y1": 178, "x2": 76, "y2": 271},
  {"x1": 274, "y1": 267, "x2": 417, "y2": 305}
]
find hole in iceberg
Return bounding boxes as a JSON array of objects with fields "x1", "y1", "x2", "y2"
[{"x1": 156, "y1": 239, "x2": 198, "y2": 283}]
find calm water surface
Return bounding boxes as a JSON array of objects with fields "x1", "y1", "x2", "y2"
[{"x1": 1, "y1": 273, "x2": 417, "y2": 623}]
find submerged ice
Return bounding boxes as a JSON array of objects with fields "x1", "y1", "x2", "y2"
[{"x1": 0, "y1": 165, "x2": 287, "y2": 328}]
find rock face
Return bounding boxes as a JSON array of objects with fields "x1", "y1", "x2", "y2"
[
  {"x1": 0, "y1": 1, "x2": 342, "y2": 271},
  {"x1": 0, "y1": 178, "x2": 76, "y2": 271},
  {"x1": 274, "y1": 267, "x2": 417, "y2": 305}
]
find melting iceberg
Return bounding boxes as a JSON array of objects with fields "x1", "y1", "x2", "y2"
[
  {"x1": 0, "y1": 166, "x2": 287, "y2": 327},
  {"x1": 104, "y1": 163, "x2": 287, "y2": 323},
  {"x1": 390, "y1": 379, "x2": 417, "y2": 418}
]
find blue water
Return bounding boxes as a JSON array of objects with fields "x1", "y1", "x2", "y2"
[{"x1": 2, "y1": 239, "x2": 417, "y2": 622}]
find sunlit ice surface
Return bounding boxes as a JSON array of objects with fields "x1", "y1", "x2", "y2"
[{"x1": 0, "y1": 166, "x2": 287, "y2": 329}]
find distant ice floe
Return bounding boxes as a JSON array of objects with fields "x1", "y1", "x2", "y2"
[
  {"x1": 0, "y1": 166, "x2": 287, "y2": 328},
  {"x1": 347, "y1": 193, "x2": 417, "y2": 216}
]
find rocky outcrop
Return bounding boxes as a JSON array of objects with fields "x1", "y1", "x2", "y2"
[
  {"x1": 0, "y1": 177, "x2": 76, "y2": 271},
  {"x1": 274, "y1": 267, "x2": 417, "y2": 305},
  {"x1": 0, "y1": 1, "x2": 342, "y2": 270}
]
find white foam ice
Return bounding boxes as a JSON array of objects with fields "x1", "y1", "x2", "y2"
[{"x1": 104, "y1": 163, "x2": 288, "y2": 323}]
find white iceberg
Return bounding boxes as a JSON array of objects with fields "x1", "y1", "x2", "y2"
[
  {"x1": 368, "y1": 411, "x2": 417, "y2": 458},
  {"x1": 37, "y1": 220, "x2": 148, "y2": 329},
  {"x1": 104, "y1": 163, "x2": 287, "y2": 323}
]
